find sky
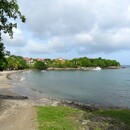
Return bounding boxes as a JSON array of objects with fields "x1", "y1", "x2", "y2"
[{"x1": 3, "y1": 0, "x2": 130, "y2": 65}]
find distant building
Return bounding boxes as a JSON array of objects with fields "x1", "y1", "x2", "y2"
[
  {"x1": 23, "y1": 57, "x2": 34, "y2": 66},
  {"x1": 56, "y1": 57, "x2": 65, "y2": 61},
  {"x1": 36, "y1": 58, "x2": 44, "y2": 61},
  {"x1": 23, "y1": 57, "x2": 30, "y2": 62},
  {"x1": 56, "y1": 57, "x2": 65, "y2": 63}
]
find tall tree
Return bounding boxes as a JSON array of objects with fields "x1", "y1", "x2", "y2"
[
  {"x1": 0, "y1": 43, "x2": 6, "y2": 70},
  {"x1": 0, "y1": 0, "x2": 26, "y2": 40},
  {"x1": 0, "y1": 0, "x2": 26, "y2": 70}
]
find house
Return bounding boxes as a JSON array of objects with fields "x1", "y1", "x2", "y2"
[
  {"x1": 56, "y1": 57, "x2": 65, "y2": 61},
  {"x1": 36, "y1": 58, "x2": 44, "y2": 61},
  {"x1": 23, "y1": 57, "x2": 34, "y2": 66},
  {"x1": 55, "y1": 57, "x2": 65, "y2": 63}
]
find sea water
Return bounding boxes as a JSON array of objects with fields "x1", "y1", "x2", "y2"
[{"x1": 11, "y1": 67, "x2": 130, "y2": 108}]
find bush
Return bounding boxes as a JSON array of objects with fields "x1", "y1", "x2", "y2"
[{"x1": 34, "y1": 61, "x2": 47, "y2": 70}]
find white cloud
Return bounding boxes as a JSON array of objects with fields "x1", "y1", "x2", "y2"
[
  {"x1": 25, "y1": 36, "x2": 72, "y2": 54},
  {"x1": 25, "y1": 40, "x2": 49, "y2": 53},
  {"x1": 3, "y1": 28, "x2": 26, "y2": 47},
  {"x1": 74, "y1": 33, "x2": 93, "y2": 44},
  {"x1": 18, "y1": 0, "x2": 96, "y2": 37},
  {"x1": 4, "y1": 0, "x2": 130, "y2": 62}
]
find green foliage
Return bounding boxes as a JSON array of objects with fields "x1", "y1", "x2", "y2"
[
  {"x1": 45, "y1": 57, "x2": 120, "y2": 68},
  {"x1": 37, "y1": 106, "x2": 84, "y2": 130},
  {"x1": 6, "y1": 55, "x2": 28, "y2": 70},
  {"x1": 34, "y1": 61, "x2": 47, "y2": 70},
  {"x1": 0, "y1": 43, "x2": 5, "y2": 59},
  {"x1": 64, "y1": 60, "x2": 74, "y2": 68},
  {"x1": 0, "y1": 0, "x2": 25, "y2": 70},
  {"x1": 0, "y1": 58, "x2": 6, "y2": 71},
  {"x1": 0, "y1": 42, "x2": 8, "y2": 71},
  {"x1": 0, "y1": 0, "x2": 26, "y2": 40},
  {"x1": 77, "y1": 57, "x2": 91, "y2": 67}
]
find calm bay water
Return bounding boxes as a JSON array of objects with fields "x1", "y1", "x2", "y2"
[{"x1": 11, "y1": 67, "x2": 130, "y2": 108}]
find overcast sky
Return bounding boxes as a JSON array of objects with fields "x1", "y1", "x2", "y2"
[{"x1": 3, "y1": 0, "x2": 130, "y2": 64}]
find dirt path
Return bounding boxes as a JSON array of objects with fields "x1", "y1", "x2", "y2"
[{"x1": 0, "y1": 100, "x2": 37, "y2": 130}]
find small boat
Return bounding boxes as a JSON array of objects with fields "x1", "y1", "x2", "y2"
[
  {"x1": 41, "y1": 70, "x2": 46, "y2": 72},
  {"x1": 92, "y1": 67, "x2": 101, "y2": 70}
]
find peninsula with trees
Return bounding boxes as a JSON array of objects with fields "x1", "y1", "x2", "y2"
[{"x1": 0, "y1": 53, "x2": 121, "y2": 71}]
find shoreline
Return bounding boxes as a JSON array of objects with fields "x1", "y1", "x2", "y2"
[
  {"x1": 0, "y1": 70, "x2": 63, "y2": 105},
  {"x1": 47, "y1": 66, "x2": 122, "y2": 71},
  {"x1": 0, "y1": 70, "x2": 128, "y2": 109},
  {"x1": 0, "y1": 70, "x2": 20, "y2": 95},
  {"x1": 0, "y1": 70, "x2": 60, "y2": 130},
  {"x1": 0, "y1": 70, "x2": 61, "y2": 105},
  {"x1": 0, "y1": 70, "x2": 130, "y2": 130},
  {"x1": 0, "y1": 70, "x2": 129, "y2": 109}
]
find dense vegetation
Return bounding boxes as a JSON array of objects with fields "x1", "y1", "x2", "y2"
[
  {"x1": 0, "y1": 43, "x2": 6, "y2": 71},
  {"x1": 6, "y1": 55, "x2": 28, "y2": 70},
  {"x1": 34, "y1": 61, "x2": 47, "y2": 70},
  {"x1": 0, "y1": 55, "x2": 120, "y2": 71},
  {"x1": 0, "y1": 55, "x2": 28, "y2": 71},
  {"x1": 46, "y1": 57, "x2": 120, "y2": 68}
]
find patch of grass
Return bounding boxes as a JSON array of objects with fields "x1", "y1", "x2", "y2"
[
  {"x1": 36, "y1": 106, "x2": 130, "y2": 130},
  {"x1": 36, "y1": 106, "x2": 84, "y2": 130},
  {"x1": 96, "y1": 109, "x2": 130, "y2": 128}
]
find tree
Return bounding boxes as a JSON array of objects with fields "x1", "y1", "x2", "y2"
[
  {"x1": 80, "y1": 57, "x2": 91, "y2": 67},
  {"x1": 6, "y1": 55, "x2": 28, "y2": 70},
  {"x1": 34, "y1": 61, "x2": 47, "y2": 70},
  {"x1": 6, "y1": 56, "x2": 18, "y2": 70},
  {"x1": 0, "y1": 42, "x2": 10, "y2": 70},
  {"x1": 0, "y1": 0, "x2": 26, "y2": 40},
  {"x1": 64, "y1": 60, "x2": 73, "y2": 68},
  {"x1": 0, "y1": 43, "x2": 6, "y2": 70},
  {"x1": 0, "y1": 0, "x2": 26, "y2": 71}
]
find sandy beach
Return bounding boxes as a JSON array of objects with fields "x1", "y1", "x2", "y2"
[
  {"x1": 0, "y1": 71, "x2": 60, "y2": 130},
  {"x1": 0, "y1": 71, "x2": 37, "y2": 130}
]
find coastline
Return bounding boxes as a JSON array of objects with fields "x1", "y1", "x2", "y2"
[
  {"x1": 0, "y1": 70, "x2": 130, "y2": 129},
  {"x1": 0, "y1": 70, "x2": 25, "y2": 88},
  {"x1": 0, "y1": 71, "x2": 20, "y2": 96},
  {"x1": 0, "y1": 69, "x2": 127, "y2": 108},
  {"x1": 0, "y1": 70, "x2": 61, "y2": 103},
  {"x1": 47, "y1": 66, "x2": 122, "y2": 71},
  {"x1": 0, "y1": 71, "x2": 61, "y2": 130},
  {"x1": 0, "y1": 71, "x2": 38, "y2": 130}
]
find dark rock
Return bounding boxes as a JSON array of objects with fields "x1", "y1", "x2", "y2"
[
  {"x1": 60, "y1": 100, "x2": 99, "y2": 111},
  {"x1": 0, "y1": 95, "x2": 28, "y2": 100}
]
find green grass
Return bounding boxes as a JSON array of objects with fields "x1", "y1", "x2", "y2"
[
  {"x1": 36, "y1": 106, "x2": 84, "y2": 130},
  {"x1": 36, "y1": 106, "x2": 130, "y2": 130},
  {"x1": 96, "y1": 109, "x2": 130, "y2": 128}
]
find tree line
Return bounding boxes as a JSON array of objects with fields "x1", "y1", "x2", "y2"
[
  {"x1": 0, "y1": 54, "x2": 120, "y2": 71},
  {"x1": 45, "y1": 57, "x2": 120, "y2": 69}
]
